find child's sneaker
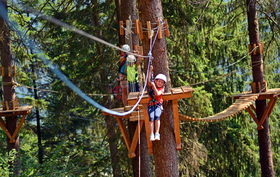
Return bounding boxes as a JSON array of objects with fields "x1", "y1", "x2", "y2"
[
  {"x1": 155, "y1": 133, "x2": 160, "y2": 140},
  {"x1": 150, "y1": 133, "x2": 155, "y2": 141}
]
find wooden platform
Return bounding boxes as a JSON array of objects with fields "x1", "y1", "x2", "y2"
[
  {"x1": 233, "y1": 88, "x2": 280, "y2": 100},
  {"x1": 102, "y1": 86, "x2": 194, "y2": 158},
  {"x1": 0, "y1": 106, "x2": 33, "y2": 143},
  {"x1": 102, "y1": 105, "x2": 144, "y2": 121},
  {"x1": 127, "y1": 86, "x2": 194, "y2": 156},
  {"x1": 127, "y1": 86, "x2": 194, "y2": 105}
]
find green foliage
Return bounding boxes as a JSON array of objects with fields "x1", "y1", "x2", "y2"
[{"x1": 1, "y1": 0, "x2": 280, "y2": 176}]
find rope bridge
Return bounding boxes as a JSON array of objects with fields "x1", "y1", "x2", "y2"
[{"x1": 179, "y1": 94, "x2": 259, "y2": 122}]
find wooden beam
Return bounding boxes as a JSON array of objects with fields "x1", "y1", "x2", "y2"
[
  {"x1": 246, "y1": 107, "x2": 260, "y2": 126},
  {"x1": 139, "y1": 22, "x2": 143, "y2": 41},
  {"x1": 142, "y1": 103, "x2": 153, "y2": 154},
  {"x1": 128, "y1": 120, "x2": 144, "y2": 158},
  {"x1": 128, "y1": 92, "x2": 192, "y2": 105},
  {"x1": 267, "y1": 97, "x2": 278, "y2": 120},
  {"x1": 116, "y1": 118, "x2": 131, "y2": 150},
  {"x1": 157, "y1": 20, "x2": 162, "y2": 39},
  {"x1": 134, "y1": 19, "x2": 139, "y2": 34},
  {"x1": 10, "y1": 115, "x2": 27, "y2": 143},
  {"x1": 250, "y1": 104, "x2": 256, "y2": 114},
  {"x1": 163, "y1": 19, "x2": 170, "y2": 37},
  {"x1": 13, "y1": 65, "x2": 16, "y2": 76},
  {"x1": 258, "y1": 82, "x2": 262, "y2": 92},
  {"x1": 172, "y1": 100, "x2": 181, "y2": 150},
  {"x1": 258, "y1": 98, "x2": 276, "y2": 130},
  {"x1": 147, "y1": 21, "x2": 151, "y2": 39},
  {"x1": 0, "y1": 117, "x2": 13, "y2": 140},
  {"x1": 119, "y1": 21, "x2": 124, "y2": 35}
]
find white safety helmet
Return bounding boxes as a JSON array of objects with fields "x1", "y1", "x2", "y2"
[
  {"x1": 155, "y1": 74, "x2": 167, "y2": 83},
  {"x1": 127, "y1": 55, "x2": 136, "y2": 62},
  {"x1": 122, "y1": 44, "x2": 130, "y2": 52}
]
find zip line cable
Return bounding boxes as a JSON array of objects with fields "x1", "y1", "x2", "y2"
[
  {"x1": 20, "y1": 5, "x2": 149, "y2": 59},
  {"x1": 9, "y1": 47, "x2": 268, "y2": 97},
  {"x1": 0, "y1": 3, "x2": 140, "y2": 116},
  {"x1": 0, "y1": 3, "x2": 158, "y2": 117}
]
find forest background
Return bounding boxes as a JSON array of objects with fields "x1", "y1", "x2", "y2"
[{"x1": 0, "y1": 0, "x2": 280, "y2": 176}]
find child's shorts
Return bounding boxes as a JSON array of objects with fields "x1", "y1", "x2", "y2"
[
  {"x1": 148, "y1": 104, "x2": 163, "y2": 121},
  {"x1": 119, "y1": 73, "x2": 128, "y2": 88}
]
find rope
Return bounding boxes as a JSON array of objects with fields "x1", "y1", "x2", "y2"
[
  {"x1": 170, "y1": 45, "x2": 258, "y2": 74},
  {"x1": 0, "y1": 3, "x2": 154, "y2": 117},
  {"x1": 20, "y1": 5, "x2": 149, "y2": 59},
  {"x1": 137, "y1": 104, "x2": 141, "y2": 177}
]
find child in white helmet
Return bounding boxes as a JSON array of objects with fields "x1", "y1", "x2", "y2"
[
  {"x1": 119, "y1": 44, "x2": 130, "y2": 106},
  {"x1": 147, "y1": 65, "x2": 167, "y2": 141},
  {"x1": 127, "y1": 54, "x2": 140, "y2": 92}
]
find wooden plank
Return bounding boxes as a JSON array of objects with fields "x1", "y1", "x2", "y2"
[
  {"x1": 116, "y1": 118, "x2": 131, "y2": 151},
  {"x1": 181, "y1": 86, "x2": 194, "y2": 92},
  {"x1": 131, "y1": 110, "x2": 143, "y2": 116},
  {"x1": 13, "y1": 66, "x2": 16, "y2": 76},
  {"x1": 139, "y1": 22, "x2": 143, "y2": 41},
  {"x1": 142, "y1": 103, "x2": 153, "y2": 154},
  {"x1": 157, "y1": 20, "x2": 162, "y2": 39},
  {"x1": 163, "y1": 19, "x2": 170, "y2": 37},
  {"x1": 128, "y1": 120, "x2": 144, "y2": 158},
  {"x1": 171, "y1": 87, "x2": 183, "y2": 95},
  {"x1": 125, "y1": 104, "x2": 143, "y2": 111},
  {"x1": 10, "y1": 115, "x2": 27, "y2": 143},
  {"x1": 258, "y1": 82, "x2": 262, "y2": 92},
  {"x1": 119, "y1": 21, "x2": 124, "y2": 35},
  {"x1": 134, "y1": 19, "x2": 139, "y2": 34},
  {"x1": 147, "y1": 21, "x2": 151, "y2": 39},
  {"x1": 0, "y1": 106, "x2": 32, "y2": 114},
  {"x1": 173, "y1": 100, "x2": 181, "y2": 150},
  {"x1": 130, "y1": 115, "x2": 144, "y2": 121},
  {"x1": 163, "y1": 92, "x2": 192, "y2": 101}
]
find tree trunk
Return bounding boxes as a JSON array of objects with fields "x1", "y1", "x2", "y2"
[
  {"x1": 139, "y1": 0, "x2": 179, "y2": 176},
  {"x1": 32, "y1": 63, "x2": 43, "y2": 164},
  {"x1": 91, "y1": 1, "x2": 120, "y2": 176},
  {"x1": 121, "y1": 0, "x2": 152, "y2": 176},
  {"x1": 0, "y1": 0, "x2": 20, "y2": 175},
  {"x1": 246, "y1": 0, "x2": 274, "y2": 176}
]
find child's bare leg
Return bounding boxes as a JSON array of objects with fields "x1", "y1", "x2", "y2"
[
  {"x1": 122, "y1": 87, "x2": 127, "y2": 106},
  {"x1": 155, "y1": 120, "x2": 160, "y2": 134},
  {"x1": 149, "y1": 121, "x2": 154, "y2": 135}
]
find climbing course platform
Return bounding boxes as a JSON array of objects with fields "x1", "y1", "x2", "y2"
[
  {"x1": 233, "y1": 88, "x2": 280, "y2": 130},
  {"x1": 103, "y1": 86, "x2": 194, "y2": 158},
  {"x1": 0, "y1": 103, "x2": 33, "y2": 143},
  {"x1": 127, "y1": 86, "x2": 194, "y2": 155},
  {"x1": 180, "y1": 88, "x2": 280, "y2": 130}
]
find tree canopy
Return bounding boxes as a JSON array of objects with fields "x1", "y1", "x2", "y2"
[{"x1": 0, "y1": 0, "x2": 280, "y2": 176}]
